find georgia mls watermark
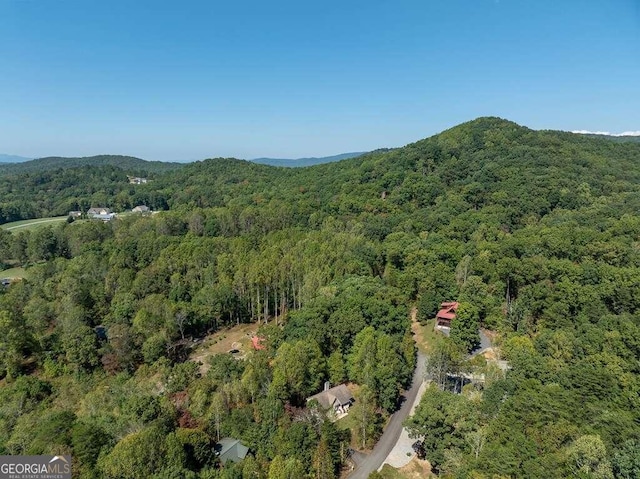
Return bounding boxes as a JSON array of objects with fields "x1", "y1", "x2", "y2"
[{"x1": 0, "y1": 456, "x2": 71, "y2": 479}]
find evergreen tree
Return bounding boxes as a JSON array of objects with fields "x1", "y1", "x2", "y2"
[{"x1": 450, "y1": 302, "x2": 480, "y2": 353}]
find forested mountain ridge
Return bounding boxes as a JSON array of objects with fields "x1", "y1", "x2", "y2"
[
  {"x1": 148, "y1": 116, "x2": 640, "y2": 234},
  {"x1": 581, "y1": 133, "x2": 640, "y2": 143},
  {"x1": 1, "y1": 117, "x2": 640, "y2": 478},
  {"x1": 0, "y1": 154, "x2": 184, "y2": 175},
  {"x1": 2, "y1": 117, "x2": 639, "y2": 227}
]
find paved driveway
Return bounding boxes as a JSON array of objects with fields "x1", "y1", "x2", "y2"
[
  {"x1": 347, "y1": 352, "x2": 426, "y2": 479},
  {"x1": 379, "y1": 379, "x2": 429, "y2": 469},
  {"x1": 472, "y1": 329, "x2": 492, "y2": 355}
]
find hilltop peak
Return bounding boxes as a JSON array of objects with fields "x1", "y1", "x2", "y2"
[
  {"x1": 404, "y1": 117, "x2": 531, "y2": 151},
  {"x1": 443, "y1": 116, "x2": 530, "y2": 135}
]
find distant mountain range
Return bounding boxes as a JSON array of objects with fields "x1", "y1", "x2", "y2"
[
  {"x1": 250, "y1": 152, "x2": 366, "y2": 167},
  {"x1": 0, "y1": 154, "x2": 32, "y2": 163},
  {"x1": 0, "y1": 152, "x2": 368, "y2": 170},
  {"x1": 4, "y1": 131, "x2": 638, "y2": 172}
]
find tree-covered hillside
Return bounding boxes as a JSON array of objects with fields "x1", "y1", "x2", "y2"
[
  {"x1": 0, "y1": 154, "x2": 184, "y2": 175},
  {"x1": 0, "y1": 155, "x2": 187, "y2": 223},
  {"x1": 582, "y1": 133, "x2": 640, "y2": 144},
  {"x1": 1, "y1": 117, "x2": 639, "y2": 478}
]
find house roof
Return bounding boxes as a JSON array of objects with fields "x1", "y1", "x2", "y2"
[
  {"x1": 436, "y1": 301, "x2": 459, "y2": 320},
  {"x1": 307, "y1": 384, "x2": 354, "y2": 409},
  {"x1": 216, "y1": 438, "x2": 249, "y2": 464},
  {"x1": 330, "y1": 385, "x2": 354, "y2": 405},
  {"x1": 87, "y1": 207, "x2": 111, "y2": 214}
]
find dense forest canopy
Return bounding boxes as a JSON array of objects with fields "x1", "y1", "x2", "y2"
[{"x1": 1, "y1": 117, "x2": 639, "y2": 478}]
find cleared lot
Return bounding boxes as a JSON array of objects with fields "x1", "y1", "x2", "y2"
[{"x1": 1, "y1": 216, "x2": 68, "y2": 231}]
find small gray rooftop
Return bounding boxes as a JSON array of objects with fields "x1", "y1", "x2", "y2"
[
  {"x1": 215, "y1": 437, "x2": 249, "y2": 464},
  {"x1": 307, "y1": 384, "x2": 354, "y2": 410}
]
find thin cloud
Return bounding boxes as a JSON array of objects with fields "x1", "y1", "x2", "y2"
[
  {"x1": 572, "y1": 130, "x2": 640, "y2": 137},
  {"x1": 572, "y1": 130, "x2": 612, "y2": 135}
]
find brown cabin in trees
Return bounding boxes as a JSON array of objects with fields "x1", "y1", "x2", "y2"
[
  {"x1": 307, "y1": 383, "x2": 354, "y2": 416},
  {"x1": 436, "y1": 301, "x2": 459, "y2": 328}
]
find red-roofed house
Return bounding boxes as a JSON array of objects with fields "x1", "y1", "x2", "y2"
[
  {"x1": 436, "y1": 301, "x2": 459, "y2": 328},
  {"x1": 251, "y1": 336, "x2": 265, "y2": 351}
]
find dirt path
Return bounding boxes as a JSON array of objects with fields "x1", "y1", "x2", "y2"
[{"x1": 409, "y1": 307, "x2": 423, "y2": 345}]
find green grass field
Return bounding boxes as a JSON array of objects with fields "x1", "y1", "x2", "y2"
[
  {"x1": 335, "y1": 408, "x2": 358, "y2": 432},
  {"x1": 378, "y1": 464, "x2": 407, "y2": 478},
  {"x1": 412, "y1": 318, "x2": 443, "y2": 355},
  {"x1": 1, "y1": 216, "x2": 68, "y2": 231},
  {"x1": 0, "y1": 266, "x2": 28, "y2": 279}
]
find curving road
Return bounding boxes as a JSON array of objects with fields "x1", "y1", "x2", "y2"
[{"x1": 348, "y1": 351, "x2": 426, "y2": 479}]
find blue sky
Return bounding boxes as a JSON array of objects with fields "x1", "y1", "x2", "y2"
[{"x1": 1, "y1": 0, "x2": 638, "y2": 161}]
